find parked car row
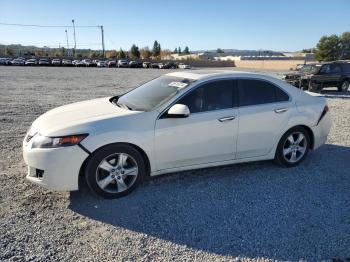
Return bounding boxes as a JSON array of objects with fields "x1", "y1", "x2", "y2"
[
  {"x1": 282, "y1": 61, "x2": 350, "y2": 92},
  {"x1": 0, "y1": 57, "x2": 191, "y2": 69}
]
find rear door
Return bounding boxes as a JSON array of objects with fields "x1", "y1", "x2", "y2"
[{"x1": 236, "y1": 79, "x2": 291, "y2": 159}]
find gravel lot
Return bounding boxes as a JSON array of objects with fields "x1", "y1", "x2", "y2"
[{"x1": 0, "y1": 67, "x2": 349, "y2": 261}]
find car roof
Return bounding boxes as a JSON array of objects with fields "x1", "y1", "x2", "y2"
[{"x1": 166, "y1": 70, "x2": 273, "y2": 81}]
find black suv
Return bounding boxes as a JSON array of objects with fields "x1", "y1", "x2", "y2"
[{"x1": 283, "y1": 62, "x2": 350, "y2": 92}]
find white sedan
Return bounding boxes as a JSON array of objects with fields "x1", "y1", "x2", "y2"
[{"x1": 23, "y1": 71, "x2": 332, "y2": 198}]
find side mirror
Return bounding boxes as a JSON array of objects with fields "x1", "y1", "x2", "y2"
[{"x1": 167, "y1": 104, "x2": 190, "y2": 118}]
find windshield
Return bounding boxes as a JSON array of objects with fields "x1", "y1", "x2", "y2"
[
  {"x1": 300, "y1": 65, "x2": 321, "y2": 74},
  {"x1": 117, "y1": 75, "x2": 195, "y2": 111}
]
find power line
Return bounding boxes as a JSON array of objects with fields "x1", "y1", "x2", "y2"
[
  {"x1": 0, "y1": 22, "x2": 99, "y2": 28},
  {"x1": 1, "y1": 42, "x2": 101, "y2": 46}
]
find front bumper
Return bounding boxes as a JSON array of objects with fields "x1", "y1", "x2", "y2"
[
  {"x1": 23, "y1": 138, "x2": 89, "y2": 191},
  {"x1": 285, "y1": 79, "x2": 299, "y2": 86}
]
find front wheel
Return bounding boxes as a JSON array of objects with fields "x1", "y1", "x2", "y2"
[
  {"x1": 308, "y1": 80, "x2": 319, "y2": 92},
  {"x1": 85, "y1": 144, "x2": 146, "y2": 198},
  {"x1": 338, "y1": 80, "x2": 349, "y2": 92},
  {"x1": 275, "y1": 127, "x2": 310, "y2": 167}
]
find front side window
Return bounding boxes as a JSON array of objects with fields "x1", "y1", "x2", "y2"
[
  {"x1": 177, "y1": 80, "x2": 234, "y2": 113},
  {"x1": 238, "y1": 79, "x2": 289, "y2": 107},
  {"x1": 320, "y1": 64, "x2": 331, "y2": 74}
]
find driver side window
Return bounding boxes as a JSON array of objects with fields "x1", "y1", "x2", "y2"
[
  {"x1": 320, "y1": 64, "x2": 331, "y2": 74},
  {"x1": 177, "y1": 80, "x2": 234, "y2": 113}
]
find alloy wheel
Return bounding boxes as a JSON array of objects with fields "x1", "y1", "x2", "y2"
[
  {"x1": 282, "y1": 132, "x2": 307, "y2": 163},
  {"x1": 341, "y1": 81, "x2": 349, "y2": 92},
  {"x1": 96, "y1": 153, "x2": 138, "y2": 193}
]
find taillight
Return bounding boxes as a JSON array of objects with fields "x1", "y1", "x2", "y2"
[{"x1": 317, "y1": 105, "x2": 329, "y2": 125}]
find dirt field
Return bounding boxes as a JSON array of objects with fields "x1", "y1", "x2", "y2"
[
  {"x1": 0, "y1": 67, "x2": 349, "y2": 261},
  {"x1": 235, "y1": 60, "x2": 305, "y2": 70}
]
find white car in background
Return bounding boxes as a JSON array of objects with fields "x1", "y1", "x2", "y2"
[
  {"x1": 11, "y1": 58, "x2": 25, "y2": 66},
  {"x1": 178, "y1": 63, "x2": 191, "y2": 69},
  {"x1": 51, "y1": 59, "x2": 61, "y2": 66},
  {"x1": 25, "y1": 59, "x2": 37, "y2": 66},
  {"x1": 97, "y1": 61, "x2": 107, "y2": 67},
  {"x1": 23, "y1": 71, "x2": 331, "y2": 198}
]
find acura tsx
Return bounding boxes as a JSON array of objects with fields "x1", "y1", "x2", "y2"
[{"x1": 23, "y1": 71, "x2": 332, "y2": 198}]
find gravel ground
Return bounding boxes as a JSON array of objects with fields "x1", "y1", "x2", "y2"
[{"x1": 0, "y1": 67, "x2": 349, "y2": 262}]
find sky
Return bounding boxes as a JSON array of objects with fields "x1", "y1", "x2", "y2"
[{"x1": 1, "y1": 0, "x2": 349, "y2": 52}]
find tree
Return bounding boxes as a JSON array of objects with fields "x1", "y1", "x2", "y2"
[
  {"x1": 160, "y1": 49, "x2": 172, "y2": 59},
  {"x1": 301, "y1": 48, "x2": 312, "y2": 53},
  {"x1": 130, "y1": 44, "x2": 140, "y2": 59},
  {"x1": 117, "y1": 48, "x2": 126, "y2": 59},
  {"x1": 60, "y1": 47, "x2": 66, "y2": 57},
  {"x1": 314, "y1": 34, "x2": 342, "y2": 61},
  {"x1": 140, "y1": 47, "x2": 151, "y2": 59},
  {"x1": 5, "y1": 47, "x2": 14, "y2": 56},
  {"x1": 105, "y1": 50, "x2": 117, "y2": 59},
  {"x1": 152, "y1": 40, "x2": 161, "y2": 57},
  {"x1": 340, "y1": 31, "x2": 350, "y2": 59},
  {"x1": 178, "y1": 47, "x2": 181, "y2": 54},
  {"x1": 183, "y1": 46, "x2": 190, "y2": 54},
  {"x1": 216, "y1": 48, "x2": 224, "y2": 54},
  {"x1": 53, "y1": 48, "x2": 63, "y2": 57},
  {"x1": 90, "y1": 51, "x2": 101, "y2": 58},
  {"x1": 173, "y1": 48, "x2": 178, "y2": 54}
]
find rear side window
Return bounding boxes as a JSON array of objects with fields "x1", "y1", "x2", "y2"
[
  {"x1": 177, "y1": 80, "x2": 234, "y2": 113},
  {"x1": 341, "y1": 63, "x2": 350, "y2": 72},
  {"x1": 238, "y1": 79, "x2": 289, "y2": 106},
  {"x1": 330, "y1": 64, "x2": 342, "y2": 73}
]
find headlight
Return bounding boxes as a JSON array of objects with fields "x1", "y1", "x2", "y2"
[{"x1": 32, "y1": 134, "x2": 88, "y2": 148}]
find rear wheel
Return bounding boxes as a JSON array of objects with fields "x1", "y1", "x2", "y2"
[
  {"x1": 85, "y1": 144, "x2": 146, "y2": 198},
  {"x1": 275, "y1": 127, "x2": 310, "y2": 167}
]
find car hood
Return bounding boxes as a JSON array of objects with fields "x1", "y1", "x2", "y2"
[
  {"x1": 284, "y1": 73, "x2": 301, "y2": 77},
  {"x1": 32, "y1": 97, "x2": 137, "y2": 135}
]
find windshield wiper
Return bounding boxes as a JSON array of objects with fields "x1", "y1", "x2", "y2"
[
  {"x1": 110, "y1": 96, "x2": 133, "y2": 111},
  {"x1": 116, "y1": 102, "x2": 133, "y2": 111}
]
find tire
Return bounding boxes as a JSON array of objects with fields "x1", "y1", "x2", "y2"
[
  {"x1": 308, "y1": 80, "x2": 319, "y2": 92},
  {"x1": 85, "y1": 144, "x2": 146, "y2": 198},
  {"x1": 338, "y1": 80, "x2": 349, "y2": 92},
  {"x1": 275, "y1": 126, "x2": 310, "y2": 167}
]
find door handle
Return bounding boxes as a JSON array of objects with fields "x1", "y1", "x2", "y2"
[
  {"x1": 218, "y1": 116, "x2": 236, "y2": 122},
  {"x1": 274, "y1": 108, "x2": 288, "y2": 113}
]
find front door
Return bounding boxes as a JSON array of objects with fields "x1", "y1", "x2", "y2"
[
  {"x1": 155, "y1": 79, "x2": 238, "y2": 170},
  {"x1": 316, "y1": 64, "x2": 342, "y2": 88}
]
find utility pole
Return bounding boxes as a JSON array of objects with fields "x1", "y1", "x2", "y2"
[
  {"x1": 65, "y1": 30, "x2": 69, "y2": 49},
  {"x1": 100, "y1": 25, "x2": 105, "y2": 58},
  {"x1": 72, "y1": 19, "x2": 76, "y2": 58},
  {"x1": 65, "y1": 29, "x2": 69, "y2": 57}
]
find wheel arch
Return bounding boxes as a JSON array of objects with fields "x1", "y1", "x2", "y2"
[
  {"x1": 276, "y1": 124, "x2": 315, "y2": 153},
  {"x1": 79, "y1": 142, "x2": 151, "y2": 178},
  {"x1": 340, "y1": 77, "x2": 350, "y2": 84}
]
